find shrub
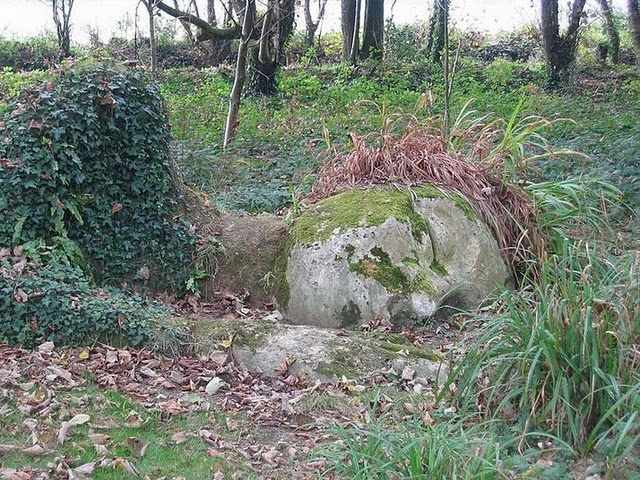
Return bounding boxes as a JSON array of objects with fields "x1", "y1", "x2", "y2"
[
  {"x1": 0, "y1": 246, "x2": 165, "y2": 348},
  {"x1": 0, "y1": 66, "x2": 195, "y2": 290},
  {"x1": 0, "y1": 34, "x2": 60, "y2": 71},
  {"x1": 445, "y1": 241, "x2": 640, "y2": 456}
]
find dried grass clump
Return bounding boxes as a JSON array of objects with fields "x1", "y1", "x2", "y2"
[{"x1": 309, "y1": 125, "x2": 546, "y2": 279}]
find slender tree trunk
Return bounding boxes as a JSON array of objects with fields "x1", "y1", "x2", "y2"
[
  {"x1": 147, "y1": 1, "x2": 158, "y2": 74},
  {"x1": 541, "y1": 0, "x2": 586, "y2": 87},
  {"x1": 224, "y1": 0, "x2": 255, "y2": 149},
  {"x1": 341, "y1": 0, "x2": 357, "y2": 61},
  {"x1": 597, "y1": 0, "x2": 619, "y2": 63},
  {"x1": 173, "y1": 0, "x2": 196, "y2": 43},
  {"x1": 362, "y1": 0, "x2": 384, "y2": 60},
  {"x1": 427, "y1": 0, "x2": 449, "y2": 64},
  {"x1": 349, "y1": 0, "x2": 361, "y2": 64},
  {"x1": 52, "y1": 0, "x2": 74, "y2": 59},
  {"x1": 629, "y1": 0, "x2": 640, "y2": 65},
  {"x1": 304, "y1": 0, "x2": 329, "y2": 50}
]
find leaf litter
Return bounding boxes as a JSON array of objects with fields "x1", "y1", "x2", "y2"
[{"x1": 0, "y1": 304, "x2": 456, "y2": 478}]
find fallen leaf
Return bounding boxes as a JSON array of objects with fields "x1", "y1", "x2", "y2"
[
  {"x1": 13, "y1": 289, "x2": 28, "y2": 303},
  {"x1": 401, "y1": 366, "x2": 416, "y2": 381},
  {"x1": 73, "y1": 462, "x2": 96, "y2": 475},
  {"x1": 124, "y1": 411, "x2": 143, "y2": 428},
  {"x1": 94, "y1": 444, "x2": 110, "y2": 455},
  {"x1": 69, "y1": 414, "x2": 90, "y2": 426},
  {"x1": 57, "y1": 422, "x2": 71, "y2": 445},
  {"x1": 78, "y1": 348, "x2": 90, "y2": 359},
  {"x1": 205, "y1": 377, "x2": 226, "y2": 394},
  {"x1": 46, "y1": 366, "x2": 73, "y2": 382},
  {"x1": 38, "y1": 342, "x2": 55, "y2": 353},
  {"x1": 170, "y1": 431, "x2": 188, "y2": 444},
  {"x1": 126, "y1": 437, "x2": 149, "y2": 457},
  {"x1": 22, "y1": 444, "x2": 46, "y2": 456},
  {"x1": 261, "y1": 446, "x2": 279, "y2": 464},
  {"x1": 88, "y1": 433, "x2": 110, "y2": 444}
]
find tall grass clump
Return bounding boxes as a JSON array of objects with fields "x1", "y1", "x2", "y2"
[
  {"x1": 320, "y1": 410, "x2": 505, "y2": 479},
  {"x1": 446, "y1": 240, "x2": 640, "y2": 457}
]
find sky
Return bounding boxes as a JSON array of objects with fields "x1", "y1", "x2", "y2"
[{"x1": 0, "y1": 0, "x2": 629, "y2": 43}]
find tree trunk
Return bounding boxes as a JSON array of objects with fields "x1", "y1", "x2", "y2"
[
  {"x1": 629, "y1": 0, "x2": 640, "y2": 65},
  {"x1": 156, "y1": 0, "x2": 294, "y2": 95},
  {"x1": 304, "y1": 0, "x2": 329, "y2": 50},
  {"x1": 597, "y1": 0, "x2": 619, "y2": 63},
  {"x1": 349, "y1": 0, "x2": 362, "y2": 64},
  {"x1": 541, "y1": 0, "x2": 586, "y2": 88},
  {"x1": 144, "y1": 0, "x2": 158, "y2": 74},
  {"x1": 341, "y1": 0, "x2": 357, "y2": 61},
  {"x1": 247, "y1": 0, "x2": 295, "y2": 95},
  {"x1": 224, "y1": 0, "x2": 255, "y2": 149},
  {"x1": 52, "y1": 0, "x2": 74, "y2": 59},
  {"x1": 361, "y1": 0, "x2": 384, "y2": 60},
  {"x1": 427, "y1": 0, "x2": 449, "y2": 64}
]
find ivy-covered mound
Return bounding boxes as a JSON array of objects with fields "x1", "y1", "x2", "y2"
[
  {"x1": 0, "y1": 67, "x2": 194, "y2": 289},
  {"x1": 0, "y1": 246, "x2": 167, "y2": 348}
]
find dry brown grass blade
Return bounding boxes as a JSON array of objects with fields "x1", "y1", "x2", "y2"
[{"x1": 308, "y1": 126, "x2": 545, "y2": 280}]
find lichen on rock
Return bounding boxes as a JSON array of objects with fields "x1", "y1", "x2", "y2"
[{"x1": 276, "y1": 185, "x2": 510, "y2": 329}]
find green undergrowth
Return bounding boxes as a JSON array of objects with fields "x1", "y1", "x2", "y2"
[
  {"x1": 0, "y1": 248, "x2": 169, "y2": 348},
  {"x1": 159, "y1": 61, "x2": 640, "y2": 227},
  {"x1": 442, "y1": 240, "x2": 640, "y2": 462},
  {"x1": 2, "y1": 60, "x2": 639, "y2": 226},
  {"x1": 0, "y1": 387, "x2": 239, "y2": 478}
]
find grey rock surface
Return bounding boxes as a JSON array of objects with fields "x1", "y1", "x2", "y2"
[{"x1": 279, "y1": 187, "x2": 510, "y2": 329}]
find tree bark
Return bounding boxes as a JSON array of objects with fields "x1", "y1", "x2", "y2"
[
  {"x1": 52, "y1": 0, "x2": 74, "y2": 59},
  {"x1": 349, "y1": 0, "x2": 362, "y2": 65},
  {"x1": 540, "y1": 0, "x2": 586, "y2": 88},
  {"x1": 141, "y1": 0, "x2": 158, "y2": 74},
  {"x1": 427, "y1": 0, "x2": 449, "y2": 64},
  {"x1": 596, "y1": 0, "x2": 619, "y2": 63},
  {"x1": 304, "y1": 0, "x2": 329, "y2": 50},
  {"x1": 246, "y1": 0, "x2": 295, "y2": 95},
  {"x1": 341, "y1": 0, "x2": 357, "y2": 61},
  {"x1": 629, "y1": 0, "x2": 640, "y2": 65},
  {"x1": 361, "y1": 0, "x2": 384, "y2": 60},
  {"x1": 224, "y1": 0, "x2": 255, "y2": 149}
]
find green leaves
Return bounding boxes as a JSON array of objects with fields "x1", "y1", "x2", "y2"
[
  {"x1": 0, "y1": 247, "x2": 165, "y2": 348},
  {"x1": 0, "y1": 66, "x2": 195, "y2": 291}
]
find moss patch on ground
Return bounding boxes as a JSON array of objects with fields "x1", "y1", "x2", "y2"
[
  {"x1": 163, "y1": 315, "x2": 282, "y2": 354},
  {"x1": 374, "y1": 333, "x2": 443, "y2": 362}
]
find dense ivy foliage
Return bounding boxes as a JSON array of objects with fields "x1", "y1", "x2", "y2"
[
  {"x1": 0, "y1": 247, "x2": 165, "y2": 348},
  {"x1": 0, "y1": 67, "x2": 195, "y2": 290}
]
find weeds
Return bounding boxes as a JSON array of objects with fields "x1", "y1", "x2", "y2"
[
  {"x1": 445, "y1": 240, "x2": 640, "y2": 457},
  {"x1": 320, "y1": 408, "x2": 505, "y2": 479}
]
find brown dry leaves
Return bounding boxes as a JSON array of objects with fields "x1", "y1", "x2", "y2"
[{"x1": 0, "y1": 341, "x2": 332, "y2": 479}]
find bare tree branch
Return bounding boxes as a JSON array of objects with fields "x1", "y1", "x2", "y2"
[{"x1": 156, "y1": 1, "x2": 243, "y2": 40}]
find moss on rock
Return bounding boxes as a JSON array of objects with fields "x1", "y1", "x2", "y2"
[
  {"x1": 291, "y1": 187, "x2": 429, "y2": 246},
  {"x1": 348, "y1": 246, "x2": 434, "y2": 295},
  {"x1": 274, "y1": 185, "x2": 478, "y2": 313}
]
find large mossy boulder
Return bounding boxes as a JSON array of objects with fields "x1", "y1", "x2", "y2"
[{"x1": 275, "y1": 185, "x2": 510, "y2": 329}]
